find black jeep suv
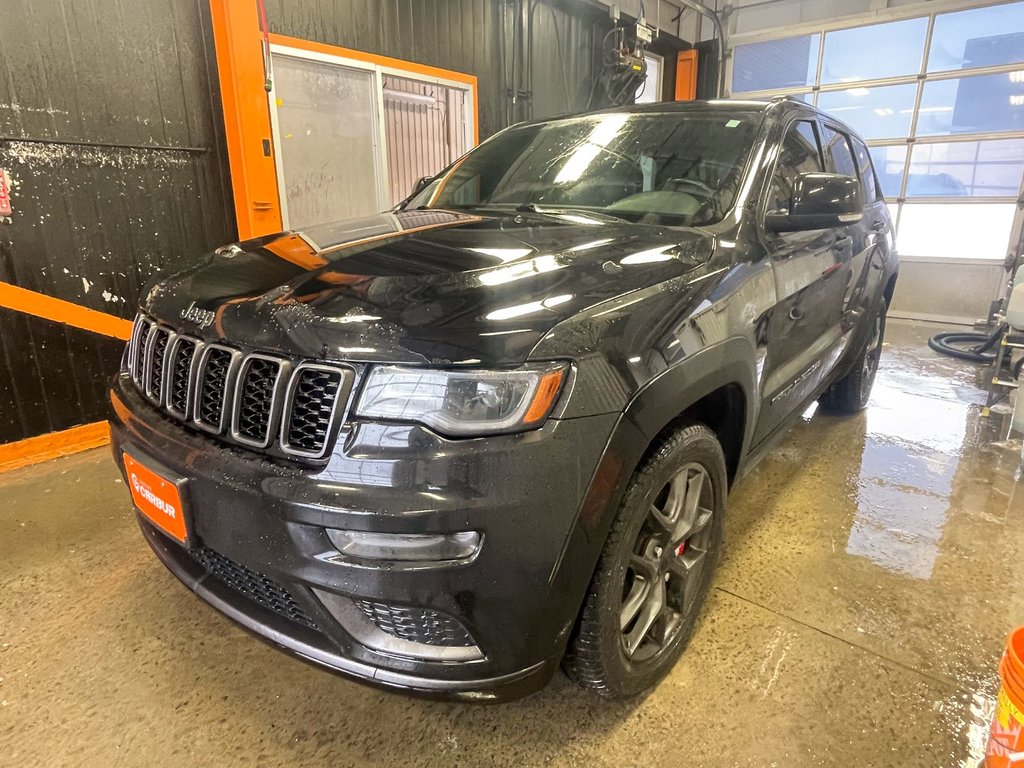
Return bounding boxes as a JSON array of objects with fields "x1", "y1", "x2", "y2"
[{"x1": 109, "y1": 99, "x2": 896, "y2": 701}]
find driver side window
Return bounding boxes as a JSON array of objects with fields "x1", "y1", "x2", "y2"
[{"x1": 768, "y1": 120, "x2": 823, "y2": 214}]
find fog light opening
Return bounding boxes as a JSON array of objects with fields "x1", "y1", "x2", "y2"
[{"x1": 323, "y1": 529, "x2": 482, "y2": 566}]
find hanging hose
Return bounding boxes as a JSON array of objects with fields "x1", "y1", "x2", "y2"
[{"x1": 927, "y1": 327, "x2": 1004, "y2": 363}]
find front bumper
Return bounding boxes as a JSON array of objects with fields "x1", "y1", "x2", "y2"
[{"x1": 109, "y1": 374, "x2": 617, "y2": 701}]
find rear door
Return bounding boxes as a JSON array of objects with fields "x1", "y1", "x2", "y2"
[
  {"x1": 820, "y1": 124, "x2": 875, "y2": 329},
  {"x1": 848, "y1": 134, "x2": 893, "y2": 321},
  {"x1": 753, "y1": 117, "x2": 850, "y2": 445}
]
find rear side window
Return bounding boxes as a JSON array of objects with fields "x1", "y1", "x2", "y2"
[
  {"x1": 768, "y1": 120, "x2": 823, "y2": 213},
  {"x1": 821, "y1": 125, "x2": 858, "y2": 178},
  {"x1": 850, "y1": 136, "x2": 881, "y2": 202}
]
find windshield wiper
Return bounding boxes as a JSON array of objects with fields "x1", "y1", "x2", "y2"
[
  {"x1": 412, "y1": 203, "x2": 511, "y2": 212},
  {"x1": 514, "y1": 204, "x2": 629, "y2": 223}
]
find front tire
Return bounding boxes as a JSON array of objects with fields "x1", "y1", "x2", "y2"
[{"x1": 564, "y1": 423, "x2": 727, "y2": 698}]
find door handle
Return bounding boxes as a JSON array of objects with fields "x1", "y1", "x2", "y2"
[
  {"x1": 871, "y1": 220, "x2": 886, "y2": 232},
  {"x1": 833, "y1": 235, "x2": 852, "y2": 249}
]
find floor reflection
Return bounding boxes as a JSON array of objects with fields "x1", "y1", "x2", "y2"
[{"x1": 846, "y1": 371, "x2": 968, "y2": 579}]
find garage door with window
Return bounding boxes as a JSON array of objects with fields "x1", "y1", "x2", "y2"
[{"x1": 729, "y1": 1, "x2": 1024, "y2": 265}]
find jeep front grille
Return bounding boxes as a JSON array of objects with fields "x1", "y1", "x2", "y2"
[
  {"x1": 167, "y1": 337, "x2": 198, "y2": 418},
  {"x1": 130, "y1": 317, "x2": 152, "y2": 386},
  {"x1": 232, "y1": 355, "x2": 285, "y2": 447},
  {"x1": 144, "y1": 326, "x2": 171, "y2": 403},
  {"x1": 126, "y1": 313, "x2": 353, "y2": 460},
  {"x1": 282, "y1": 364, "x2": 346, "y2": 458},
  {"x1": 195, "y1": 345, "x2": 236, "y2": 433}
]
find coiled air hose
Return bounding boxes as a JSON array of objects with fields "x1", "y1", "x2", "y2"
[{"x1": 927, "y1": 327, "x2": 1004, "y2": 364}]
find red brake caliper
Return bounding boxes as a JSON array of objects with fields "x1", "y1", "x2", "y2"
[{"x1": 675, "y1": 540, "x2": 686, "y2": 557}]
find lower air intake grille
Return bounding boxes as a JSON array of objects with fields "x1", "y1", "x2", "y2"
[
  {"x1": 196, "y1": 347, "x2": 233, "y2": 430},
  {"x1": 353, "y1": 599, "x2": 474, "y2": 647},
  {"x1": 235, "y1": 356, "x2": 281, "y2": 444},
  {"x1": 190, "y1": 545, "x2": 318, "y2": 630},
  {"x1": 285, "y1": 366, "x2": 344, "y2": 456}
]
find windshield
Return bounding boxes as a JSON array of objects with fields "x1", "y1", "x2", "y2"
[{"x1": 408, "y1": 111, "x2": 761, "y2": 227}]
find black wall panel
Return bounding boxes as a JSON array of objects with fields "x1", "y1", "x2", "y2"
[
  {"x1": 0, "y1": 308, "x2": 124, "y2": 440},
  {"x1": 0, "y1": 0, "x2": 234, "y2": 444},
  {"x1": 265, "y1": 0, "x2": 618, "y2": 139}
]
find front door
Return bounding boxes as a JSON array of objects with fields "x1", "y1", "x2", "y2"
[{"x1": 754, "y1": 117, "x2": 853, "y2": 445}]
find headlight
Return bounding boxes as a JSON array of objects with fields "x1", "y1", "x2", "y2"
[{"x1": 355, "y1": 363, "x2": 567, "y2": 436}]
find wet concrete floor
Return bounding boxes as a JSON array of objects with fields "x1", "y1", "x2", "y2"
[{"x1": 1, "y1": 318, "x2": 1022, "y2": 767}]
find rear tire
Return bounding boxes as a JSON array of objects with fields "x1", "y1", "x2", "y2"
[
  {"x1": 819, "y1": 303, "x2": 887, "y2": 415},
  {"x1": 564, "y1": 423, "x2": 726, "y2": 698}
]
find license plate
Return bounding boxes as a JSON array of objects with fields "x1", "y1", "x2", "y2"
[{"x1": 123, "y1": 452, "x2": 188, "y2": 544}]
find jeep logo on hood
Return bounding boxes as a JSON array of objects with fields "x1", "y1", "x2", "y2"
[{"x1": 180, "y1": 301, "x2": 215, "y2": 329}]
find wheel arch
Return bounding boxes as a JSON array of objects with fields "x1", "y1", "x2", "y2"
[
  {"x1": 558, "y1": 337, "x2": 758, "y2": 592},
  {"x1": 883, "y1": 271, "x2": 898, "y2": 307},
  {"x1": 622, "y1": 337, "x2": 758, "y2": 489},
  {"x1": 546, "y1": 337, "x2": 759, "y2": 666}
]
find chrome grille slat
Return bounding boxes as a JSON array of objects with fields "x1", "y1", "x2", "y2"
[
  {"x1": 193, "y1": 344, "x2": 238, "y2": 434},
  {"x1": 231, "y1": 354, "x2": 287, "y2": 448},
  {"x1": 281, "y1": 364, "x2": 349, "y2": 459},
  {"x1": 144, "y1": 326, "x2": 172, "y2": 404},
  {"x1": 131, "y1": 318, "x2": 153, "y2": 385},
  {"x1": 166, "y1": 336, "x2": 201, "y2": 419},
  {"x1": 125, "y1": 314, "x2": 350, "y2": 460}
]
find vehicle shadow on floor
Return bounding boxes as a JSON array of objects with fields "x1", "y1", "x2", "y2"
[{"x1": 117, "y1": 557, "x2": 646, "y2": 765}]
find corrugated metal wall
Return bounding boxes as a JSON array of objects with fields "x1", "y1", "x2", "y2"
[{"x1": 0, "y1": 0, "x2": 233, "y2": 443}]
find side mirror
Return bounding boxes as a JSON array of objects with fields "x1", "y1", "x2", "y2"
[
  {"x1": 411, "y1": 175, "x2": 434, "y2": 197},
  {"x1": 765, "y1": 172, "x2": 863, "y2": 232}
]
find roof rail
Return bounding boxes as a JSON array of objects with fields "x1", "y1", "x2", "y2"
[{"x1": 769, "y1": 94, "x2": 805, "y2": 103}]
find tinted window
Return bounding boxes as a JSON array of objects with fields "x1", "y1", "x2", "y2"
[
  {"x1": 411, "y1": 112, "x2": 761, "y2": 227},
  {"x1": 850, "y1": 136, "x2": 881, "y2": 202},
  {"x1": 768, "y1": 120, "x2": 823, "y2": 213},
  {"x1": 821, "y1": 126, "x2": 858, "y2": 177}
]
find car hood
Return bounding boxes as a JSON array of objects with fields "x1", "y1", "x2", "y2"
[{"x1": 143, "y1": 209, "x2": 715, "y2": 366}]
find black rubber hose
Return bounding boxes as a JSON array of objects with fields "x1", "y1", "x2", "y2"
[{"x1": 927, "y1": 328, "x2": 1004, "y2": 363}]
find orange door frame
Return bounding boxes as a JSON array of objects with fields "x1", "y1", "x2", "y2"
[{"x1": 209, "y1": 0, "x2": 283, "y2": 239}]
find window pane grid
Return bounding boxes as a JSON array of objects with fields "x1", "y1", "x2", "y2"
[{"x1": 728, "y1": 2, "x2": 1024, "y2": 259}]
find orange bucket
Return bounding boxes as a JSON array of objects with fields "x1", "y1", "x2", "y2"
[{"x1": 987, "y1": 626, "x2": 1024, "y2": 767}]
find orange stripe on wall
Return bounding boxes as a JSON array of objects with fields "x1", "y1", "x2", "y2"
[
  {"x1": 0, "y1": 281, "x2": 133, "y2": 340},
  {"x1": 0, "y1": 421, "x2": 110, "y2": 473}
]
